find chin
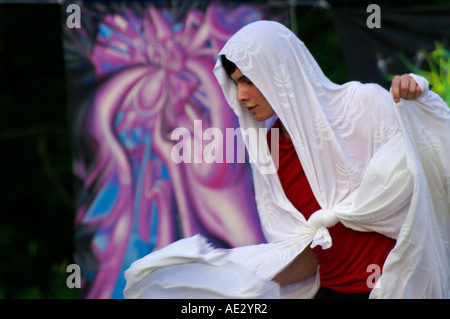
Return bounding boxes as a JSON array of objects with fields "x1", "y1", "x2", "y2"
[{"x1": 253, "y1": 114, "x2": 270, "y2": 122}]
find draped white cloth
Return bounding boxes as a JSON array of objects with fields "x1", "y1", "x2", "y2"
[{"x1": 124, "y1": 21, "x2": 450, "y2": 299}]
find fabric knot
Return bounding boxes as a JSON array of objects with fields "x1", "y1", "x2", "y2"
[
  {"x1": 308, "y1": 209, "x2": 339, "y2": 250},
  {"x1": 308, "y1": 209, "x2": 339, "y2": 228},
  {"x1": 310, "y1": 226, "x2": 332, "y2": 250}
]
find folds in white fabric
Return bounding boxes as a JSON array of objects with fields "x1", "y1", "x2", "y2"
[{"x1": 123, "y1": 235, "x2": 283, "y2": 298}]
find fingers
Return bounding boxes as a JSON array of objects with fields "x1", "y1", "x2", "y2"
[
  {"x1": 391, "y1": 74, "x2": 422, "y2": 103},
  {"x1": 403, "y1": 75, "x2": 419, "y2": 100},
  {"x1": 391, "y1": 75, "x2": 402, "y2": 103},
  {"x1": 414, "y1": 82, "x2": 422, "y2": 99}
]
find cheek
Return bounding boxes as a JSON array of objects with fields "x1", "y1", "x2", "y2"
[{"x1": 262, "y1": 101, "x2": 275, "y2": 116}]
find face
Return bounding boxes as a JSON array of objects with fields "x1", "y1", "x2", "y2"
[{"x1": 231, "y1": 68, "x2": 276, "y2": 122}]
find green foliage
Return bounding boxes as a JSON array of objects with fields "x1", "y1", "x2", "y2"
[{"x1": 398, "y1": 42, "x2": 450, "y2": 106}]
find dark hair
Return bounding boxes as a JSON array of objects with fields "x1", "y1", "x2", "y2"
[{"x1": 221, "y1": 55, "x2": 237, "y2": 79}]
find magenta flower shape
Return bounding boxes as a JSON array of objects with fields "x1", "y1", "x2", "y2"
[{"x1": 75, "y1": 4, "x2": 266, "y2": 298}]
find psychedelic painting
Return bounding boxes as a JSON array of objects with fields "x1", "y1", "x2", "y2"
[{"x1": 63, "y1": 1, "x2": 289, "y2": 298}]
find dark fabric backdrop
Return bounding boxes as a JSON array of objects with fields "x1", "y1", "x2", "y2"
[{"x1": 331, "y1": 4, "x2": 450, "y2": 89}]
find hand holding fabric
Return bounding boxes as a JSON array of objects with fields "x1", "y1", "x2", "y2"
[{"x1": 391, "y1": 74, "x2": 422, "y2": 103}]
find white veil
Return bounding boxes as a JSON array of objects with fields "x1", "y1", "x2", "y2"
[{"x1": 124, "y1": 21, "x2": 450, "y2": 299}]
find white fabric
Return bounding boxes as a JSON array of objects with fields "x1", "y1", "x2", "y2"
[
  {"x1": 124, "y1": 21, "x2": 450, "y2": 299},
  {"x1": 123, "y1": 235, "x2": 281, "y2": 298}
]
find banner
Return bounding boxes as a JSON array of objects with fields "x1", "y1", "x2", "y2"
[{"x1": 63, "y1": 0, "x2": 289, "y2": 298}]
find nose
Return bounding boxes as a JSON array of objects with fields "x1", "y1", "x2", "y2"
[{"x1": 236, "y1": 84, "x2": 249, "y2": 103}]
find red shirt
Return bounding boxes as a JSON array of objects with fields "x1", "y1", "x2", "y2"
[{"x1": 268, "y1": 119, "x2": 396, "y2": 293}]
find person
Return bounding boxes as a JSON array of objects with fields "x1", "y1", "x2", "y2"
[
  {"x1": 124, "y1": 20, "x2": 449, "y2": 299},
  {"x1": 221, "y1": 56, "x2": 416, "y2": 299}
]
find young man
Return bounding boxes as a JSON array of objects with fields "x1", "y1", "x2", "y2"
[
  {"x1": 213, "y1": 21, "x2": 449, "y2": 299},
  {"x1": 222, "y1": 57, "x2": 419, "y2": 298}
]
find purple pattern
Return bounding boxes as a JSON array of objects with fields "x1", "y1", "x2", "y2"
[{"x1": 65, "y1": 2, "x2": 284, "y2": 298}]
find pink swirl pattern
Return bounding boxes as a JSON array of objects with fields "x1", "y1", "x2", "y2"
[{"x1": 68, "y1": 3, "x2": 275, "y2": 298}]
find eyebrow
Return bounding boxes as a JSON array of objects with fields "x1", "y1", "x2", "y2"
[{"x1": 232, "y1": 75, "x2": 250, "y2": 84}]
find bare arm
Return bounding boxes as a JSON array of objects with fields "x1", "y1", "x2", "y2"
[{"x1": 272, "y1": 247, "x2": 318, "y2": 286}]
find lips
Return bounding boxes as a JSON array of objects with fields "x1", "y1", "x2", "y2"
[{"x1": 245, "y1": 105, "x2": 257, "y2": 113}]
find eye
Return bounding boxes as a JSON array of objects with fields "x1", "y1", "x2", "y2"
[
  {"x1": 240, "y1": 77, "x2": 253, "y2": 85},
  {"x1": 232, "y1": 75, "x2": 253, "y2": 86}
]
